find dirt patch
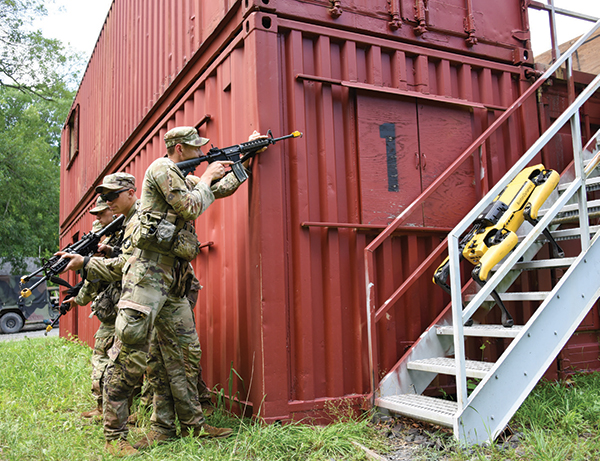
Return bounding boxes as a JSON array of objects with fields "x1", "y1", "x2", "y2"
[{"x1": 369, "y1": 414, "x2": 525, "y2": 460}]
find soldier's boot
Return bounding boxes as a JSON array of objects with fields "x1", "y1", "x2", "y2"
[
  {"x1": 184, "y1": 423, "x2": 233, "y2": 438},
  {"x1": 133, "y1": 430, "x2": 173, "y2": 449},
  {"x1": 127, "y1": 412, "x2": 139, "y2": 425},
  {"x1": 81, "y1": 404, "x2": 102, "y2": 418},
  {"x1": 104, "y1": 439, "x2": 139, "y2": 457},
  {"x1": 200, "y1": 400, "x2": 215, "y2": 417},
  {"x1": 128, "y1": 402, "x2": 151, "y2": 425}
]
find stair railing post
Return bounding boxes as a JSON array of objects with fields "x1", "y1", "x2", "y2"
[
  {"x1": 548, "y1": 0, "x2": 560, "y2": 62},
  {"x1": 448, "y1": 234, "x2": 468, "y2": 412},
  {"x1": 568, "y1": 56, "x2": 591, "y2": 251},
  {"x1": 365, "y1": 249, "x2": 378, "y2": 400}
]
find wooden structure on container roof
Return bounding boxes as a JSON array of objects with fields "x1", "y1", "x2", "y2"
[
  {"x1": 59, "y1": 0, "x2": 600, "y2": 434},
  {"x1": 535, "y1": 28, "x2": 600, "y2": 75}
]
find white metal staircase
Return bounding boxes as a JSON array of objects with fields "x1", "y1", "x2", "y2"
[{"x1": 371, "y1": 20, "x2": 600, "y2": 445}]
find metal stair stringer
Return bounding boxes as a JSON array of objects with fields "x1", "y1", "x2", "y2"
[{"x1": 456, "y1": 231, "x2": 600, "y2": 444}]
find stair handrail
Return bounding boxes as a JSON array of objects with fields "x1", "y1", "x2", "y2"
[
  {"x1": 448, "y1": 50, "x2": 600, "y2": 411},
  {"x1": 365, "y1": 18, "x2": 600, "y2": 398}
]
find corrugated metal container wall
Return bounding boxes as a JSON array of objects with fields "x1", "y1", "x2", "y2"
[
  {"x1": 243, "y1": 0, "x2": 531, "y2": 65},
  {"x1": 59, "y1": 0, "x2": 600, "y2": 422},
  {"x1": 271, "y1": 15, "x2": 543, "y2": 418},
  {"x1": 61, "y1": 0, "x2": 243, "y2": 228}
]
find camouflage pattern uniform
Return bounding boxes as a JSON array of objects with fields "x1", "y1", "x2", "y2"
[
  {"x1": 73, "y1": 197, "x2": 118, "y2": 412},
  {"x1": 136, "y1": 274, "x2": 211, "y2": 413},
  {"x1": 75, "y1": 175, "x2": 143, "y2": 438},
  {"x1": 187, "y1": 276, "x2": 214, "y2": 407},
  {"x1": 76, "y1": 201, "x2": 123, "y2": 412},
  {"x1": 106, "y1": 127, "x2": 244, "y2": 442}
]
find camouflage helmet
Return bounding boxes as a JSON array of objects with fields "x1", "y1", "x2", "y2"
[
  {"x1": 91, "y1": 220, "x2": 103, "y2": 233},
  {"x1": 95, "y1": 172, "x2": 136, "y2": 194},
  {"x1": 164, "y1": 126, "x2": 209, "y2": 149},
  {"x1": 90, "y1": 196, "x2": 110, "y2": 215}
]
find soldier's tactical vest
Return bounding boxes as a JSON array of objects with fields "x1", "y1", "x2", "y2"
[{"x1": 132, "y1": 209, "x2": 200, "y2": 262}]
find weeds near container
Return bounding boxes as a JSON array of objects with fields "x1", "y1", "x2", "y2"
[
  {"x1": 227, "y1": 360, "x2": 245, "y2": 414},
  {"x1": 466, "y1": 377, "x2": 480, "y2": 393},
  {"x1": 214, "y1": 355, "x2": 255, "y2": 417}
]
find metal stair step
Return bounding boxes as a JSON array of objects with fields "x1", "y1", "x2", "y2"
[
  {"x1": 376, "y1": 394, "x2": 457, "y2": 427},
  {"x1": 407, "y1": 357, "x2": 493, "y2": 379},
  {"x1": 543, "y1": 225, "x2": 600, "y2": 241},
  {"x1": 558, "y1": 176, "x2": 600, "y2": 192},
  {"x1": 465, "y1": 292, "x2": 551, "y2": 302},
  {"x1": 548, "y1": 198, "x2": 600, "y2": 215},
  {"x1": 436, "y1": 324, "x2": 523, "y2": 338},
  {"x1": 510, "y1": 257, "x2": 576, "y2": 270},
  {"x1": 493, "y1": 257, "x2": 576, "y2": 272}
]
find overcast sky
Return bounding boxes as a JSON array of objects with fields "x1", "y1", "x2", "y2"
[
  {"x1": 34, "y1": 0, "x2": 113, "y2": 61},
  {"x1": 529, "y1": 0, "x2": 600, "y2": 55},
  {"x1": 35, "y1": 0, "x2": 600, "y2": 69}
]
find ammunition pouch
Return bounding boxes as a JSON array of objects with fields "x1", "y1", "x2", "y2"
[
  {"x1": 171, "y1": 228, "x2": 201, "y2": 261},
  {"x1": 133, "y1": 210, "x2": 201, "y2": 262},
  {"x1": 133, "y1": 211, "x2": 177, "y2": 253},
  {"x1": 170, "y1": 261, "x2": 195, "y2": 298},
  {"x1": 91, "y1": 283, "x2": 120, "y2": 323}
]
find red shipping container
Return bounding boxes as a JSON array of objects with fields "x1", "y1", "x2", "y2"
[{"x1": 60, "y1": 0, "x2": 600, "y2": 422}]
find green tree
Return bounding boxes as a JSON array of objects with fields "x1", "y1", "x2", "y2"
[
  {"x1": 0, "y1": 0, "x2": 80, "y2": 98},
  {"x1": 0, "y1": 84, "x2": 74, "y2": 273},
  {"x1": 0, "y1": 0, "x2": 82, "y2": 274}
]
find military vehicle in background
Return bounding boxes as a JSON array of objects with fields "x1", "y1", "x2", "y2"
[{"x1": 0, "y1": 275, "x2": 58, "y2": 334}]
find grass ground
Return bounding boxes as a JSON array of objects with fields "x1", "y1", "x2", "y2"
[
  {"x1": 2, "y1": 336, "x2": 600, "y2": 460},
  {"x1": 0, "y1": 336, "x2": 385, "y2": 460}
]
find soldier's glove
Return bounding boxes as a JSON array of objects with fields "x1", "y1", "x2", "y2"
[{"x1": 59, "y1": 302, "x2": 72, "y2": 315}]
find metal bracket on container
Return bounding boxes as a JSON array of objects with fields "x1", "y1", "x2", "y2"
[
  {"x1": 463, "y1": 0, "x2": 477, "y2": 47},
  {"x1": 199, "y1": 241, "x2": 214, "y2": 250},
  {"x1": 329, "y1": 0, "x2": 342, "y2": 18},
  {"x1": 414, "y1": 0, "x2": 428, "y2": 36},
  {"x1": 512, "y1": 46, "x2": 531, "y2": 65},
  {"x1": 511, "y1": 29, "x2": 531, "y2": 42},
  {"x1": 195, "y1": 114, "x2": 211, "y2": 130},
  {"x1": 388, "y1": 0, "x2": 402, "y2": 31}
]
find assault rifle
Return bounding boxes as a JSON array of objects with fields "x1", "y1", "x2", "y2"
[
  {"x1": 20, "y1": 214, "x2": 125, "y2": 299},
  {"x1": 175, "y1": 129, "x2": 303, "y2": 181}
]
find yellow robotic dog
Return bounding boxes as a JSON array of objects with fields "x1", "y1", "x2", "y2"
[{"x1": 433, "y1": 164, "x2": 564, "y2": 327}]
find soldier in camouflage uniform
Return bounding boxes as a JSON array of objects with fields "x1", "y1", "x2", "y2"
[
  {"x1": 70, "y1": 196, "x2": 123, "y2": 419},
  {"x1": 58, "y1": 172, "x2": 143, "y2": 457},
  {"x1": 101, "y1": 126, "x2": 264, "y2": 454}
]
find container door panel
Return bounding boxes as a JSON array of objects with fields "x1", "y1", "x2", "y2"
[
  {"x1": 417, "y1": 103, "x2": 477, "y2": 227},
  {"x1": 356, "y1": 93, "x2": 423, "y2": 226}
]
